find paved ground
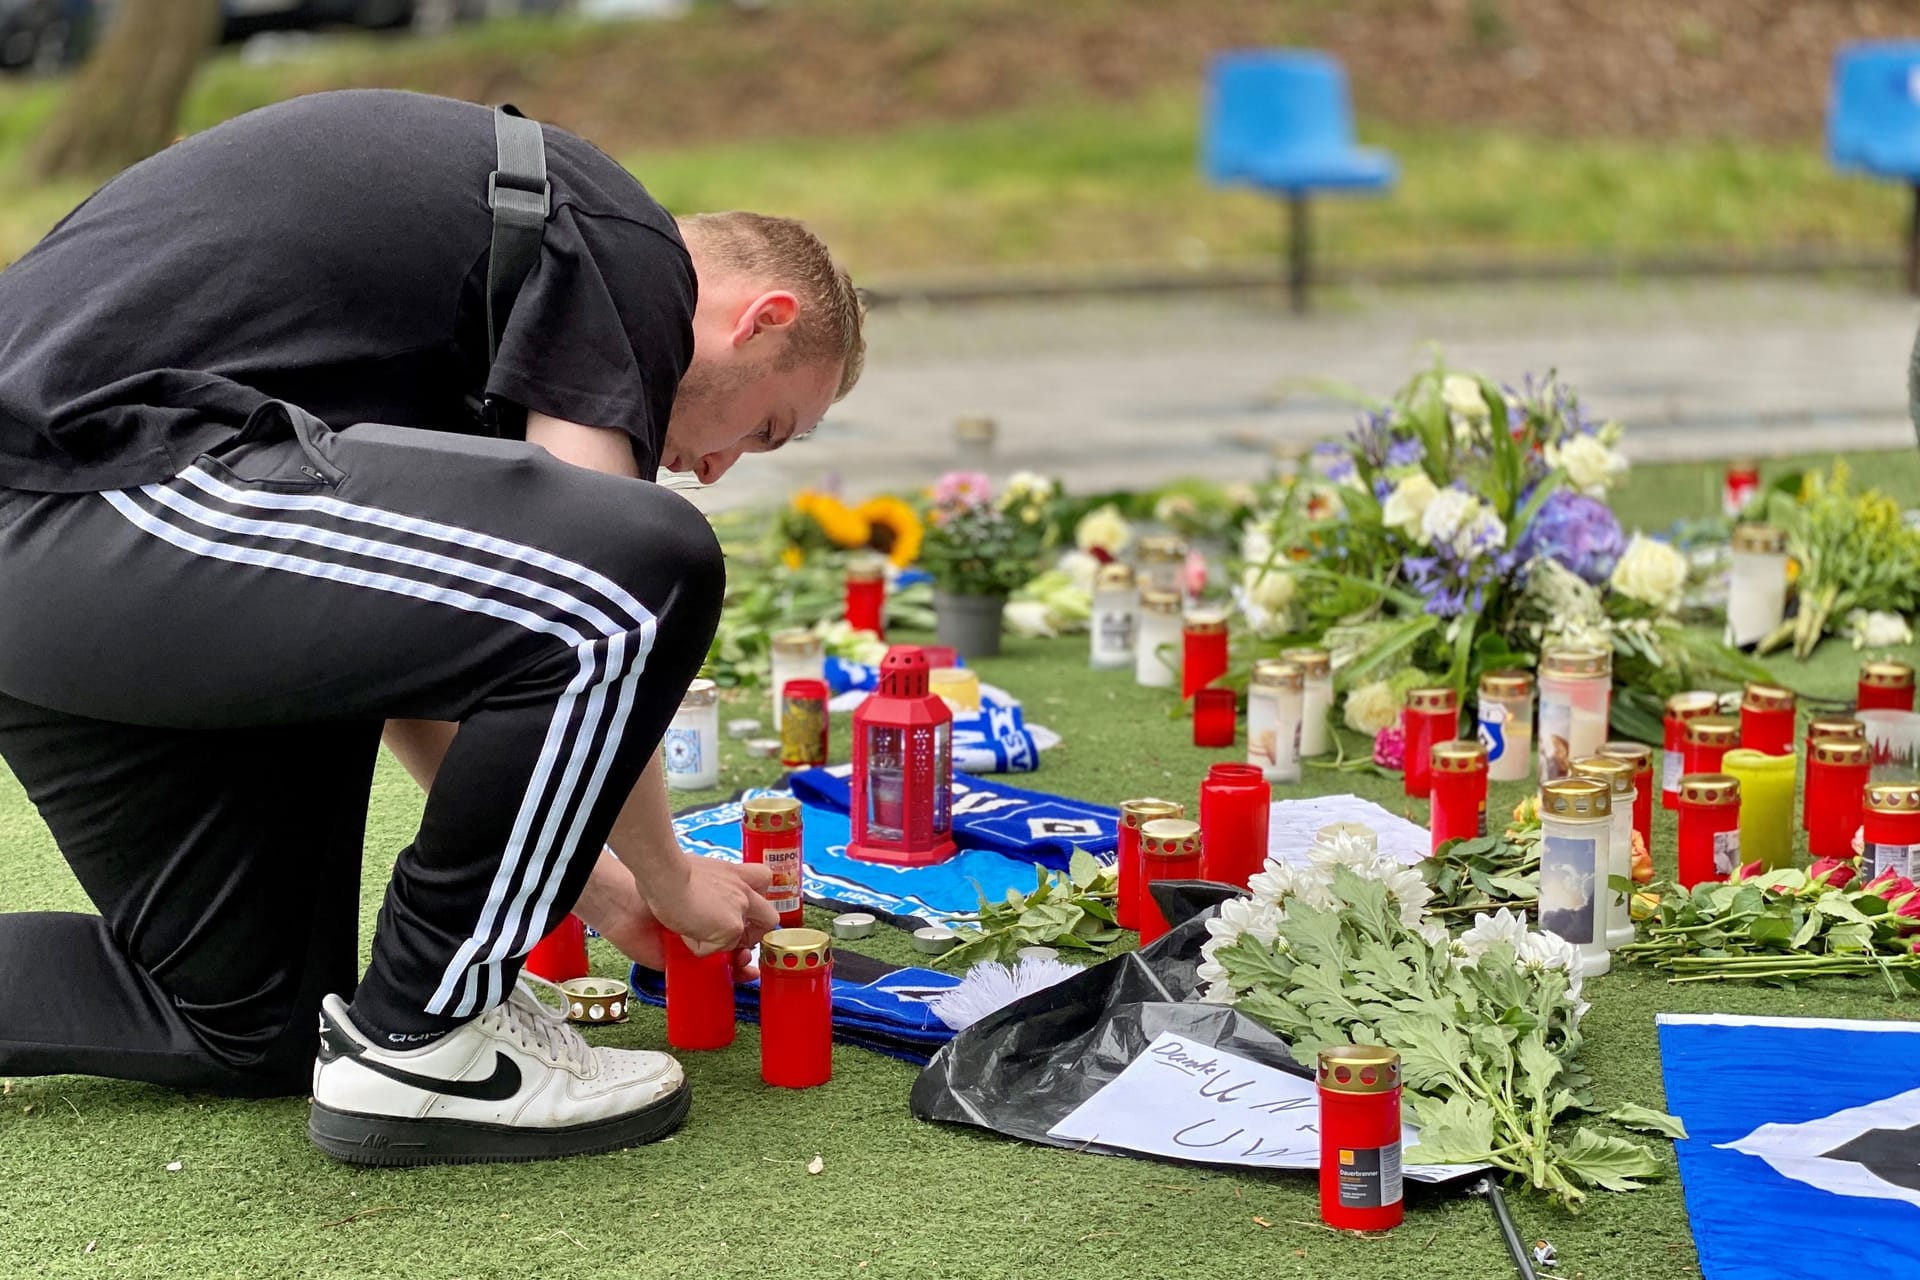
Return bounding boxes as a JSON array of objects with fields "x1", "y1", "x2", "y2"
[{"x1": 678, "y1": 277, "x2": 1920, "y2": 511}]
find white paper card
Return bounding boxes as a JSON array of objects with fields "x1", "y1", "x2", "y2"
[
  {"x1": 1267, "y1": 795, "x2": 1431, "y2": 868},
  {"x1": 1045, "y1": 1031, "x2": 1479, "y2": 1179}
]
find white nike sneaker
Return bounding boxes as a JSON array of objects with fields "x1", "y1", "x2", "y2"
[{"x1": 308, "y1": 981, "x2": 689, "y2": 1166}]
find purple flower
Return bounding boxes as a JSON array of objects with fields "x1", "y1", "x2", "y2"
[
  {"x1": 1349, "y1": 410, "x2": 1393, "y2": 468},
  {"x1": 1385, "y1": 438, "x2": 1425, "y2": 467},
  {"x1": 1312, "y1": 440, "x2": 1358, "y2": 483},
  {"x1": 1517, "y1": 489, "x2": 1623, "y2": 585}
]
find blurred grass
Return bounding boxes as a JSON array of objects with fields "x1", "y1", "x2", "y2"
[{"x1": 0, "y1": 38, "x2": 1904, "y2": 278}]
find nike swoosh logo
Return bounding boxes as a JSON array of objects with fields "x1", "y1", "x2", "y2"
[{"x1": 356, "y1": 1051, "x2": 523, "y2": 1103}]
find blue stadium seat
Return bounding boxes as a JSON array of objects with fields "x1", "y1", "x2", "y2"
[
  {"x1": 1828, "y1": 42, "x2": 1920, "y2": 292},
  {"x1": 1203, "y1": 50, "x2": 1396, "y2": 310}
]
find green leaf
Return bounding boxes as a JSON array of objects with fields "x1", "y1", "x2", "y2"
[
  {"x1": 1515, "y1": 1032, "x2": 1564, "y2": 1107},
  {"x1": 1604, "y1": 1104, "x2": 1688, "y2": 1141},
  {"x1": 1790, "y1": 911, "x2": 1823, "y2": 949},
  {"x1": 1748, "y1": 915, "x2": 1793, "y2": 947},
  {"x1": 1068, "y1": 848, "x2": 1101, "y2": 891},
  {"x1": 1559, "y1": 1128, "x2": 1664, "y2": 1192}
]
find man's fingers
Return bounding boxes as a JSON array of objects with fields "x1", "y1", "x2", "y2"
[
  {"x1": 744, "y1": 892, "x2": 781, "y2": 932},
  {"x1": 729, "y1": 861, "x2": 774, "y2": 893}
]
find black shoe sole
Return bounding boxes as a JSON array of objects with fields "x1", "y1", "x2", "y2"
[{"x1": 307, "y1": 1081, "x2": 691, "y2": 1167}]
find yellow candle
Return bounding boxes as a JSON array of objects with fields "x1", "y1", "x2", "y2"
[
  {"x1": 929, "y1": 666, "x2": 981, "y2": 712},
  {"x1": 1721, "y1": 749, "x2": 1797, "y2": 871}
]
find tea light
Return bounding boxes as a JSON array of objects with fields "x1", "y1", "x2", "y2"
[
  {"x1": 911, "y1": 926, "x2": 959, "y2": 955},
  {"x1": 929, "y1": 666, "x2": 982, "y2": 712},
  {"x1": 831, "y1": 912, "x2": 877, "y2": 940}
]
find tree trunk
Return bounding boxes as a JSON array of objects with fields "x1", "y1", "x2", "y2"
[{"x1": 28, "y1": 0, "x2": 221, "y2": 181}]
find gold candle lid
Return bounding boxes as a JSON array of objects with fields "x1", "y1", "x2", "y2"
[
  {"x1": 1316, "y1": 1044, "x2": 1401, "y2": 1095},
  {"x1": 1865, "y1": 781, "x2": 1920, "y2": 815},
  {"x1": 845, "y1": 555, "x2": 886, "y2": 583},
  {"x1": 1095, "y1": 562, "x2": 1137, "y2": 591},
  {"x1": 680, "y1": 678, "x2": 718, "y2": 708},
  {"x1": 1811, "y1": 737, "x2": 1872, "y2": 767},
  {"x1": 1431, "y1": 739, "x2": 1488, "y2": 772},
  {"x1": 1183, "y1": 610, "x2": 1229, "y2": 636},
  {"x1": 1251, "y1": 659, "x2": 1304, "y2": 692},
  {"x1": 1278, "y1": 646, "x2": 1332, "y2": 678},
  {"x1": 1679, "y1": 773, "x2": 1741, "y2": 807},
  {"x1": 762, "y1": 927, "x2": 832, "y2": 969},
  {"x1": 1140, "y1": 589, "x2": 1182, "y2": 616},
  {"x1": 770, "y1": 629, "x2": 823, "y2": 657},
  {"x1": 1807, "y1": 715, "x2": 1865, "y2": 742},
  {"x1": 1741, "y1": 683, "x2": 1796, "y2": 713},
  {"x1": 1572, "y1": 755, "x2": 1635, "y2": 796},
  {"x1": 1541, "y1": 777, "x2": 1611, "y2": 818},
  {"x1": 743, "y1": 795, "x2": 803, "y2": 833},
  {"x1": 1731, "y1": 523, "x2": 1786, "y2": 553},
  {"x1": 1479, "y1": 669, "x2": 1534, "y2": 697},
  {"x1": 1665, "y1": 691, "x2": 1721, "y2": 720},
  {"x1": 1684, "y1": 715, "x2": 1741, "y2": 747},
  {"x1": 1599, "y1": 741, "x2": 1654, "y2": 772},
  {"x1": 1119, "y1": 797, "x2": 1184, "y2": 829},
  {"x1": 1136, "y1": 534, "x2": 1187, "y2": 562},
  {"x1": 1406, "y1": 686, "x2": 1458, "y2": 713},
  {"x1": 1541, "y1": 647, "x2": 1611, "y2": 678},
  {"x1": 1139, "y1": 817, "x2": 1202, "y2": 859},
  {"x1": 1862, "y1": 660, "x2": 1916, "y2": 690}
]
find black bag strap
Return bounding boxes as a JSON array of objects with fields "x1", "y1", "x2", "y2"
[{"x1": 485, "y1": 104, "x2": 549, "y2": 361}]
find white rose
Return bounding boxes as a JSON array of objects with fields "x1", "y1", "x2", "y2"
[
  {"x1": 1547, "y1": 435, "x2": 1628, "y2": 495},
  {"x1": 1381, "y1": 474, "x2": 1439, "y2": 539},
  {"x1": 1073, "y1": 503, "x2": 1131, "y2": 555},
  {"x1": 1002, "y1": 470, "x2": 1056, "y2": 506},
  {"x1": 1417, "y1": 487, "x2": 1478, "y2": 550},
  {"x1": 1343, "y1": 679, "x2": 1401, "y2": 735},
  {"x1": 1848, "y1": 609, "x2": 1914, "y2": 650},
  {"x1": 1240, "y1": 564, "x2": 1296, "y2": 615},
  {"x1": 1441, "y1": 374, "x2": 1489, "y2": 422},
  {"x1": 1608, "y1": 534, "x2": 1688, "y2": 612},
  {"x1": 1241, "y1": 518, "x2": 1275, "y2": 566}
]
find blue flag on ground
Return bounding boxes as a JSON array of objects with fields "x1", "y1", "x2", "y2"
[
  {"x1": 1657, "y1": 1013, "x2": 1920, "y2": 1280},
  {"x1": 788, "y1": 765, "x2": 1117, "y2": 866}
]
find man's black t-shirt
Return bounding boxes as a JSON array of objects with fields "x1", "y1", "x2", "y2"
[{"x1": 0, "y1": 89, "x2": 695, "y2": 493}]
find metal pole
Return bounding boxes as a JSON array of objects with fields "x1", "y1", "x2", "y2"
[{"x1": 1286, "y1": 193, "x2": 1311, "y2": 314}]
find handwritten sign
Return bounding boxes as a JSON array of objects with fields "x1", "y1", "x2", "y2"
[{"x1": 1045, "y1": 1031, "x2": 1480, "y2": 1180}]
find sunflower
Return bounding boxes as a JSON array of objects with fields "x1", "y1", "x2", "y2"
[
  {"x1": 810, "y1": 495, "x2": 872, "y2": 549},
  {"x1": 858, "y1": 496, "x2": 923, "y2": 567}
]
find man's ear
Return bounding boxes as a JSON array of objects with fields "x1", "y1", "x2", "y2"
[{"x1": 731, "y1": 290, "x2": 798, "y2": 348}]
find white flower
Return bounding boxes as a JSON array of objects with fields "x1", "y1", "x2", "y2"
[
  {"x1": 1240, "y1": 518, "x2": 1275, "y2": 567},
  {"x1": 1224, "y1": 482, "x2": 1258, "y2": 510},
  {"x1": 1002, "y1": 470, "x2": 1056, "y2": 506},
  {"x1": 1003, "y1": 599, "x2": 1058, "y2": 638},
  {"x1": 1240, "y1": 564, "x2": 1296, "y2": 615},
  {"x1": 1545, "y1": 435, "x2": 1628, "y2": 495},
  {"x1": 1608, "y1": 534, "x2": 1688, "y2": 612},
  {"x1": 1073, "y1": 503, "x2": 1131, "y2": 555},
  {"x1": 1847, "y1": 609, "x2": 1914, "y2": 650},
  {"x1": 1442, "y1": 374, "x2": 1489, "y2": 422},
  {"x1": 1211, "y1": 895, "x2": 1283, "y2": 948},
  {"x1": 1153, "y1": 494, "x2": 1196, "y2": 526},
  {"x1": 1059, "y1": 549, "x2": 1103, "y2": 595},
  {"x1": 1453, "y1": 906, "x2": 1531, "y2": 961},
  {"x1": 1381, "y1": 474, "x2": 1439, "y2": 539},
  {"x1": 1343, "y1": 679, "x2": 1400, "y2": 735},
  {"x1": 1416, "y1": 487, "x2": 1479, "y2": 551}
]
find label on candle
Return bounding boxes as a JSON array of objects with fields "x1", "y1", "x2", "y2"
[
  {"x1": 1539, "y1": 701, "x2": 1572, "y2": 781},
  {"x1": 1867, "y1": 841, "x2": 1918, "y2": 880},
  {"x1": 1337, "y1": 1144, "x2": 1403, "y2": 1209},
  {"x1": 1662, "y1": 748, "x2": 1683, "y2": 795},
  {"x1": 1713, "y1": 829, "x2": 1741, "y2": 877},
  {"x1": 763, "y1": 842, "x2": 802, "y2": 915},
  {"x1": 663, "y1": 726, "x2": 703, "y2": 778},
  {"x1": 1477, "y1": 703, "x2": 1511, "y2": 765},
  {"x1": 1540, "y1": 835, "x2": 1598, "y2": 944},
  {"x1": 1476, "y1": 801, "x2": 1487, "y2": 839},
  {"x1": 1093, "y1": 608, "x2": 1136, "y2": 661}
]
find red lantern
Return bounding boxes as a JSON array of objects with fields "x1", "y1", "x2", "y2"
[{"x1": 847, "y1": 645, "x2": 957, "y2": 866}]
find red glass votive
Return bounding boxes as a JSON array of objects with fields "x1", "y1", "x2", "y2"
[
  {"x1": 1863, "y1": 782, "x2": 1920, "y2": 882},
  {"x1": 1807, "y1": 737, "x2": 1872, "y2": 860},
  {"x1": 1676, "y1": 774, "x2": 1741, "y2": 889},
  {"x1": 1182, "y1": 612, "x2": 1230, "y2": 700},
  {"x1": 664, "y1": 930, "x2": 736, "y2": 1051},
  {"x1": 1117, "y1": 798, "x2": 1183, "y2": 933},
  {"x1": 1739, "y1": 683, "x2": 1796, "y2": 756},
  {"x1": 1402, "y1": 688, "x2": 1458, "y2": 800},
  {"x1": 743, "y1": 795, "x2": 805, "y2": 928},
  {"x1": 523, "y1": 913, "x2": 589, "y2": 984},
  {"x1": 759, "y1": 928, "x2": 833, "y2": 1088},
  {"x1": 1193, "y1": 685, "x2": 1236, "y2": 748},
  {"x1": 1198, "y1": 762, "x2": 1271, "y2": 890},
  {"x1": 1662, "y1": 692, "x2": 1720, "y2": 810},
  {"x1": 1429, "y1": 740, "x2": 1489, "y2": 853},
  {"x1": 1682, "y1": 716, "x2": 1739, "y2": 779},
  {"x1": 1599, "y1": 741, "x2": 1654, "y2": 858},
  {"x1": 1317, "y1": 1045, "x2": 1404, "y2": 1233},
  {"x1": 845, "y1": 561, "x2": 885, "y2": 638},
  {"x1": 1859, "y1": 660, "x2": 1916, "y2": 713},
  {"x1": 1138, "y1": 818, "x2": 1203, "y2": 945}
]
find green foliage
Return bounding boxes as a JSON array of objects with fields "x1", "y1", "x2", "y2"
[
  {"x1": 919, "y1": 477, "x2": 1058, "y2": 598},
  {"x1": 1758, "y1": 463, "x2": 1920, "y2": 660},
  {"x1": 938, "y1": 850, "x2": 1125, "y2": 967},
  {"x1": 1421, "y1": 833, "x2": 1540, "y2": 917}
]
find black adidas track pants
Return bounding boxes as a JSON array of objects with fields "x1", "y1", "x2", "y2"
[{"x1": 0, "y1": 404, "x2": 722, "y2": 1095}]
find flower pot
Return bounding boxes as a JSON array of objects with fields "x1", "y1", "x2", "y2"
[{"x1": 933, "y1": 590, "x2": 1006, "y2": 659}]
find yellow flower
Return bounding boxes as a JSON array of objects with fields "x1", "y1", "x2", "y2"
[
  {"x1": 857, "y1": 496, "x2": 923, "y2": 567},
  {"x1": 809, "y1": 494, "x2": 871, "y2": 549},
  {"x1": 781, "y1": 545, "x2": 805, "y2": 570}
]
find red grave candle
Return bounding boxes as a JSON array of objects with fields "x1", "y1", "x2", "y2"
[
  {"x1": 663, "y1": 930, "x2": 736, "y2": 1051},
  {"x1": 844, "y1": 558, "x2": 886, "y2": 638},
  {"x1": 1599, "y1": 741, "x2": 1655, "y2": 857},
  {"x1": 1428, "y1": 739, "x2": 1489, "y2": 853},
  {"x1": 1683, "y1": 715, "x2": 1740, "y2": 779},
  {"x1": 1401, "y1": 687, "x2": 1458, "y2": 800},
  {"x1": 1317, "y1": 1044, "x2": 1404, "y2": 1232},
  {"x1": 742, "y1": 795, "x2": 805, "y2": 928},
  {"x1": 779, "y1": 679, "x2": 831, "y2": 770},
  {"x1": 1198, "y1": 762, "x2": 1271, "y2": 890},
  {"x1": 1181, "y1": 611, "x2": 1230, "y2": 700},
  {"x1": 1661, "y1": 692, "x2": 1720, "y2": 811},
  {"x1": 1807, "y1": 737, "x2": 1872, "y2": 861},
  {"x1": 1739, "y1": 683, "x2": 1796, "y2": 756},
  {"x1": 1676, "y1": 774, "x2": 1741, "y2": 889},
  {"x1": 1803, "y1": 715, "x2": 1865, "y2": 760},
  {"x1": 1137, "y1": 818, "x2": 1204, "y2": 945},
  {"x1": 1723, "y1": 459, "x2": 1760, "y2": 518},
  {"x1": 1193, "y1": 685, "x2": 1237, "y2": 748},
  {"x1": 1117, "y1": 798, "x2": 1183, "y2": 933},
  {"x1": 1863, "y1": 782, "x2": 1920, "y2": 882},
  {"x1": 759, "y1": 928, "x2": 833, "y2": 1088},
  {"x1": 1860, "y1": 660, "x2": 1916, "y2": 713},
  {"x1": 523, "y1": 912, "x2": 589, "y2": 984}
]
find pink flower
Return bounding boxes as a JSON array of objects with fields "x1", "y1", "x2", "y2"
[
  {"x1": 1181, "y1": 550, "x2": 1209, "y2": 599},
  {"x1": 1893, "y1": 895, "x2": 1920, "y2": 931},
  {"x1": 1868, "y1": 870, "x2": 1917, "y2": 899},
  {"x1": 932, "y1": 471, "x2": 992, "y2": 509},
  {"x1": 1373, "y1": 723, "x2": 1406, "y2": 770},
  {"x1": 1808, "y1": 858, "x2": 1857, "y2": 890},
  {"x1": 1731, "y1": 860, "x2": 1765, "y2": 883}
]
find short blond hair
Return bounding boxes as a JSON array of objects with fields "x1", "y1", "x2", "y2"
[{"x1": 678, "y1": 212, "x2": 866, "y2": 400}]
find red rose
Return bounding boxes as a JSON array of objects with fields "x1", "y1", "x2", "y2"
[
  {"x1": 1809, "y1": 858, "x2": 1857, "y2": 890},
  {"x1": 1867, "y1": 869, "x2": 1913, "y2": 898},
  {"x1": 1893, "y1": 895, "x2": 1920, "y2": 931},
  {"x1": 1732, "y1": 860, "x2": 1765, "y2": 883}
]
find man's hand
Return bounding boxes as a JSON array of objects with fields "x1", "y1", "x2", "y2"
[
  {"x1": 578, "y1": 848, "x2": 774, "y2": 982},
  {"x1": 649, "y1": 853, "x2": 781, "y2": 958}
]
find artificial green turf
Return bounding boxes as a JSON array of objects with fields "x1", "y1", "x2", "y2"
[{"x1": 3, "y1": 452, "x2": 1918, "y2": 1279}]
